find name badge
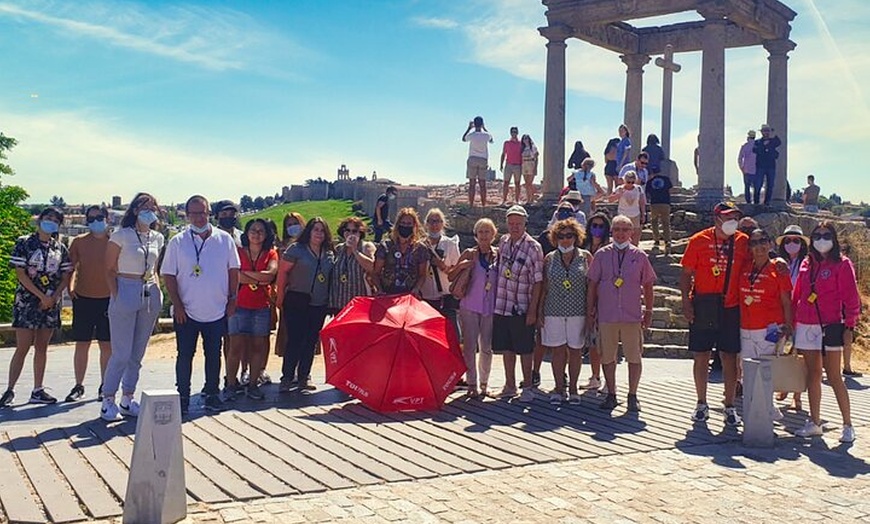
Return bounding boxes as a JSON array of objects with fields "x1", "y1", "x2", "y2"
[
  {"x1": 614, "y1": 277, "x2": 624, "y2": 288},
  {"x1": 485, "y1": 281, "x2": 492, "y2": 291},
  {"x1": 504, "y1": 269, "x2": 513, "y2": 279},
  {"x1": 39, "y1": 275, "x2": 50, "y2": 286},
  {"x1": 712, "y1": 266, "x2": 721, "y2": 277},
  {"x1": 317, "y1": 273, "x2": 326, "y2": 283},
  {"x1": 744, "y1": 295, "x2": 754, "y2": 306},
  {"x1": 248, "y1": 284, "x2": 259, "y2": 291},
  {"x1": 193, "y1": 264, "x2": 202, "y2": 277},
  {"x1": 562, "y1": 279, "x2": 572, "y2": 290},
  {"x1": 807, "y1": 292, "x2": 817, "y2": 304},
  {"x1": 340, "y1": 274, "x2": 348, "y2": 283}
]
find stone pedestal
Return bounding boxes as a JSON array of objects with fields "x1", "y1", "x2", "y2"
[
  {"x1": 123, "y1": 390, "x2": 186, "y2": 524},
  {"x1": 540, "y1": 24, "x2": 572, "y2": 203},
  {"x1": 765, "y1": 39, "x2": 797, "y2": 209},
  {"x1": 697, "y1": 19, "x2": 726, "y2": 205},
  {"x1": 621, "y1": 53, "x2": 651, "y2": 143},
  {"x1": 742, "y1": 359, "x2": 775, "y2": 448}
]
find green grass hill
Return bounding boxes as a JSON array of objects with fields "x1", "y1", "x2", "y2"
[{"x1": 244, "y1": 200, "x2": 362, "y2": 234}]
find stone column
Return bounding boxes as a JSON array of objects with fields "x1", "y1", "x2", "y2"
[
  {"x1": 654, "y1": 45, "x2": 681, "y2": 159},
  {"x1": 765, "y1": 39, "x2": 796, "y2": 209},
  {"x1": 539, "y1": 24, "x2": 572, "y2": 202},
  {"x1": 697, "y1": 19, "x2": 727, "y2": 204},
  {"x1": 620, "y1": 53, "x2": 651, "y2": 144}
]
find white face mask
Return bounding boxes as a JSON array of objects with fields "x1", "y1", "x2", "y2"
[
  {"x1": 784, "y1": 241, "x2": 802, "y2": 255},
  {"x1": 720, "y1": 219, "x2": 738, "y2": 237},
  {"x1": 557, "y1": 245, "x2": 574, "y2": 254},
  {"x1": 813, "y1": 239, "x2": 834, "y2": 254},
  {"x1": 613, "y1": 240, "x2": 631, "y2": 250}
]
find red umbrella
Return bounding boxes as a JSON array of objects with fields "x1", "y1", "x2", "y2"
[{"x1": 321, "y1": 294, "x2": 466, "y2": 412}]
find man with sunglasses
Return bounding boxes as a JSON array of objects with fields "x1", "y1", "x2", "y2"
[
  {"x1": 619, "y1": 152, "x2": 650, "y2": 186},
  {"x1": 65, "y1": 205, "x2": 113, "y2": 402}
]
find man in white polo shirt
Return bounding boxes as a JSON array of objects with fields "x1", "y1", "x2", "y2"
[{"x1": 161, "y1": 195, "x2": 240, "y2": 414}]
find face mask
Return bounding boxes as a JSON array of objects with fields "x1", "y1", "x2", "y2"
[
  {"x1": 138, "y1": 210, "x2": 158, "y2": 225},
  {"x1": 557, "y1": 245, "x2": 574, "y2": 254},
  {"x1": 40, "y1": 220, "x2": 59, "y2": 234},
  {"x1": 88, "y1": 220, "x2": 107, "y2": 234},
  {"x1": 286, "y1": 224, "x2": 302, "y2": 237},
  {"x1": 190, "y1": 223, "x2": 210, "y2": 234},
  {"x1": 397, "y1": 225, "x2": 414, "y2": 238},
  {"x1": 590, "y1": 225, "x2": 605, "y2": 238},
  {"x1": 720, "y1": 219, "x2": 738, "y2": 237},
  {"x1": 813, "y1": 239, "x2": 833, "y2": 254},
  {"x1": 218, "y1": 217, "x2": 236, "y2": 229},
  {"x1": 556, "y1": 211, "x2": 573, "y2": 221},
  {"x1": 427, "y1": 231, "x2": 441, "y2": 239},
  {"x1": 388, "y1": 194, "x2": 396, "y2": 200},
  {"x1": 784, "y1": 241, "x2": 802, "y2": 255},
  {"x1": 613, "y1": 240, "x2": 631, "y2": 250}
]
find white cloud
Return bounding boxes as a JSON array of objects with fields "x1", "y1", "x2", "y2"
[
  {"x1": 412, "y1": 16, "x2": 459, "y2": 30},
  {"x1": 0, "y1": 0, "x2": 307, "y2": 72}
]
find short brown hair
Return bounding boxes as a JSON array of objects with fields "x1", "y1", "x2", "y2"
[{"x1": 548, "y1": 218, "x2": 585, "y2": 248}]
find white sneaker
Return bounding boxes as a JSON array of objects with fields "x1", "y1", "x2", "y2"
[
  {"x1": 724, "y1": 407, "x2": 742, "y2": 427},
  {"x1": 840, "y1": 425, "x2": 856, "y2": 443},
  {"x1": 100, "y1": 398, "x2": 122, "y2": 422},
  {"x1": 795, "y1": 420, "x2": 823, "y2": 438},
  {"x1": 119, "y1": 396, "x2": 140, "y2": 417},
  {"x1": 518, "y1": 388, "x2": 535, "y2": 403},
  {"x1": 583, "y1": 377, "x2": 601, "y2": 390}
]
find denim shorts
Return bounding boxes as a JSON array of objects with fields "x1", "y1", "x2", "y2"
[{"x1": 228, "y1": 307, "x2": 271, "y2": 336}]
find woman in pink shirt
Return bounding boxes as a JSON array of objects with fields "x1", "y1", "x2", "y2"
[{"x1": 791, "y1": 222, "x2": 860, "y2": 443}]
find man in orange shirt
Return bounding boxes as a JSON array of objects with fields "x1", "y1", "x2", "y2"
[{"x1": 680, "y1": 202, "x2": 750, "y2": 426}]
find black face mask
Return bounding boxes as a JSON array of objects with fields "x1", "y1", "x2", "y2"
[
  {"x1": 218, "y1": 217, "x2": 237, "y2": 229},
  {"x1": 397, "y1": 225, "x2": 414, "y2": 238}
]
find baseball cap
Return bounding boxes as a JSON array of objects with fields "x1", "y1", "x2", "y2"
[
  {"x1": 505, "y1": 204, "x2": 528, "y2": 218},
  {"x1": 747, "y1": 130, "x2": 756, "y2": 138},
  {"x1": 713, "y1": 201, "x2": 742, "y2": 217},
  {"x1": 218, "y1": 200, "x2": 239, "y2": 213}
]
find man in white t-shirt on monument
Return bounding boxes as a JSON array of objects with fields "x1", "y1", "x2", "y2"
[{"x1": 462, "y1": 115, "x2": 493, "y2": 207}]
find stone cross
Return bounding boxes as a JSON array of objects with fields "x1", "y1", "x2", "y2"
[{"x1": 654, "y1": 44, "x2": 681, "y2": 159}]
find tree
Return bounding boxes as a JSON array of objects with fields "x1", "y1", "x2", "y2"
[
  {"x1": 253, "y1": 196, "x2": 265, "y2": 210},
  {"x1": 264, "y1": 196, "x2": 275, "y2": 208},
  {"x1": 240, "y1": 195, "x2": 253, "y2": 212},
  {"x1": 829, "y1": 193, "x2": 843, "y2": 206},
  {"x1": 0, "y1": 133, "x2": 32, "y2": 322},
  {"x1": 50, "y1": 195, "x2": 66, "y2": 208}
]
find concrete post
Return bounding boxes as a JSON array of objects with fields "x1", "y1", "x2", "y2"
[
  {"x1": 654, "y1": 45, "x2": 681, "y2": 160},
  {"x1": 697, "y1": 19, "x2": 727, "y2": 205},
  {"x1": 742, "y1": 359, "x2": 775, "y2": 448},
  {"x1": 539, "y1": 24, "x2": 572, "y2": 202},
  {"x1": 765, "y1": 39, "x2": 797, "y2": 209},
  {"x1": 620, "y1": 53, "x2": 651, "y2": 146},
  {"x1": 123, "y1": 390, "x2": 187, "y2": 524}
]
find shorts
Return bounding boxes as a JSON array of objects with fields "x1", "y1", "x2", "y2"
[
  {"x1": 504, "y1": 164, "x2": 521, "y2": 184},
  {"x1": 541, "y1": 316, "x2": 586, "y2": 349},
  {"x1": 228, "y1": 307, "x2": 271, "y2": 337},
  {"x1": 688, "y1": 306, "x2": 741, "y2": 353},
  {"x1": 492, "y1": 314, "x2": 535, "y2": 355},
  {"x1": 739, "y1": 328, "x2": 778, "y2": 358},
  {"x1": 522, "y1": 160, "x2": 536, "y2": 179},
  {"x1": 794, "y1": 323, "x2": 843, "y2": 352},
  {"x1": 604, "y1": 160, "x2": 618, "y2": 177},
  {"x1": 467, "y1": 156, "x2": 488, "y2": 180},
  {"x1": 71, "y1": 296, "x2": 111, "y2": 342},
  {"x1": 12, "y1": 295, "x2": 61, "y2": 330},
  {"x1": 599, "y1": 322, "x2": 644, "y2": 364},
  {"x1": 627, "y1": 215, "x2": 641, "y2": 229}
]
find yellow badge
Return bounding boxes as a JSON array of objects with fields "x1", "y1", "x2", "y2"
[
  {"x1": 193, "y1": 264, "x2": 202, "y2": 277},
  {"x1": 317, "y1": 273, "x2": 326, "y2": 283},
  {"x1": 485, "y1": 281, "x2": 492, "y2": 291},
  {"x1": 744, "y1": 295, "x2": 754, "y2": 306},
  {"x1": 712, "y1": 266, "x2": 721, "y2": 277},
  {"x1": 340, "y1": 274, "x2": 348, "y2": 283},
  {"x1": 614, "y1": 277, "x2": 624, "y2": 288},
  {"x1": 562, "y1": 279, "x2": 572, "y2": 290},
  {"x1": 248, "y1": 284, "x2": 259, "y2": 291},
  {"x1": 504, "y1": 269, "x2": 513, "y2": 279},
  {"x1": 807, "y1": 292, "x2": 817, "y2": 304},
  {"x1": 39, "y1": 275, "x2": 50, "y2": 286}
]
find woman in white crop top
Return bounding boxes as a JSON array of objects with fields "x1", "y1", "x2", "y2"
[{"x1": 101, "y1": 192, "x2": 165, "y2": 422}]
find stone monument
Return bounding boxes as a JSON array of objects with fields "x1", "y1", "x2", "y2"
[
  {"x1": 654, "y1": 44, "x2": 681, "y2": 185},
  {"x1": 539, "y1": 0, "x2": 796, "y2": 208}
]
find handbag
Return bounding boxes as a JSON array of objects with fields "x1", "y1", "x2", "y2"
[
  {"x1": 448, "y1": 248, "x2": 476, "y2": 300},
  {"x1": 691, "y1": 236, "x2": 735, "y2": 330},
  {"x1": 809, "y1": 261, "x2": 846, "y2": 355},
  {"x1": 766, "y1": 353, "x2": 808, "y2": 393}
]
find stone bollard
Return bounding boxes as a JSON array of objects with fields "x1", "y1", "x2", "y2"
[
  {"x1": 742, "y1": 358, "x2": 775, "y2": 448},
  {"x1": 123, "y1": 390, "x2": 186, "y2": 524}
]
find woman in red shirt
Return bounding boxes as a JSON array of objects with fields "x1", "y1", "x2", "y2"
[{"x1": 227, "y1": 219, "x2": 279, "y2": 400}]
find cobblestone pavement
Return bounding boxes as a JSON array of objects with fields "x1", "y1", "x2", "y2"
[{"x1": 172, "y1": 435, "x2": 868, "y2": 524}]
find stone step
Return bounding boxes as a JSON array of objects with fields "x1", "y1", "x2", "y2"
[
  {"x1": 646, "y1": 327, "x2": 689, "y2": 346},
  {"x1": 643, "y1": 344, "x2": 692, "y2": 359},
  {"x1": 650, "y1": 308, "x2": 690, "y2": 330},
  {"x1": 653, "y1": 293, "x2": 683, "y2": 309}
]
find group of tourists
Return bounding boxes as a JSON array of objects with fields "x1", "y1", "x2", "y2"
[{"x1": 0, "y1": 186, "x2": 863, "y2": 443}]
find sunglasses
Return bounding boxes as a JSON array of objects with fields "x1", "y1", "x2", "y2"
[
  {"x1": 555, "y1": 233, "x2": 576, "y2": 240},
  {"x1": 782, "y1": 237, "x2": 803, "y2": 245},
  {"x1": 812, "y1": 232, "x2": 833, "y2": 241},
  {"x1": 749, "y1": 238, "x2": 770, "y2": 247},
  {"x1": 86, "y1": 216, "x2": 106, "y2": 223},
  {"x1": 590, "y1": 224, "x2": 605, "y2": 229}
]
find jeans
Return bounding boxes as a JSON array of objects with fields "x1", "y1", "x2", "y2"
[
  {"x1": 282, "y1": 303, "x2": 328, "y2": 384},
  {"x1": 373, "y1": 221, "x2": 391, "y2": 243},
  {"x1": 743, "y1": 174, "x2": 758, "y2": 204},
  {"x1": 758, "y1": 166, "x2": 776, "y2": 204},
  {"x1": 175, "y1": 316, "x2": 225, "y2": 399},
  {"x1": 649, "y1": 203, "x2": 672, "y2": 246},
  {"x1": 104, "y1": 278, "x2": 162, "y2": 396}
]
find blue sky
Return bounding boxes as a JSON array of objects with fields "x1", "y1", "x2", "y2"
[{"x1": 1, "y1": 0, "x2": 868, "y2": 205}]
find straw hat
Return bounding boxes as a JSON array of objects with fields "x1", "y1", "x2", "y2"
[{"x1": 776, "y1": 224, "x2": 809, "y2": 246}]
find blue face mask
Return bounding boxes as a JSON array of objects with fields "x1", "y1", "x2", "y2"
[
  {"x1": 138, "y1": 210, "x2": 158, "y2": 225},
  {"x1": 40, "y1": 220, "x2": 59, "y2": 234},
  {"x1": 88, "y1": 220, "x2": 107, "y2": 234},
  {"x1": 286, "y1": 224, "x2": 303, "y2": 237},
  {"x1": 190, "y1": 223, "x2": 210, "y2": 234}
]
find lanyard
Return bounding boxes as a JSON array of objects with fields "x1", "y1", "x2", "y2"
[
  {"x1": 246, "y1": 247, "x2": 263, "y2": 271},
  {"x1": 190, "y1": 231, "x2": 209, "y2": 268},
  {"x1": 789, "y1": 257, "x2": 801, "y2": 282},
  {"x1": 559, "y1": 249, "x2": 576, "y2": 277},
  {"x1": 612, "y1": 247, "x2": 628, "y2": 277},
  {"x1": 135, "y1": 230, "x2": 151, "y2": 277},
  {"x1": 748, "y1": 260, "x2": 769, "y2": 291}
]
